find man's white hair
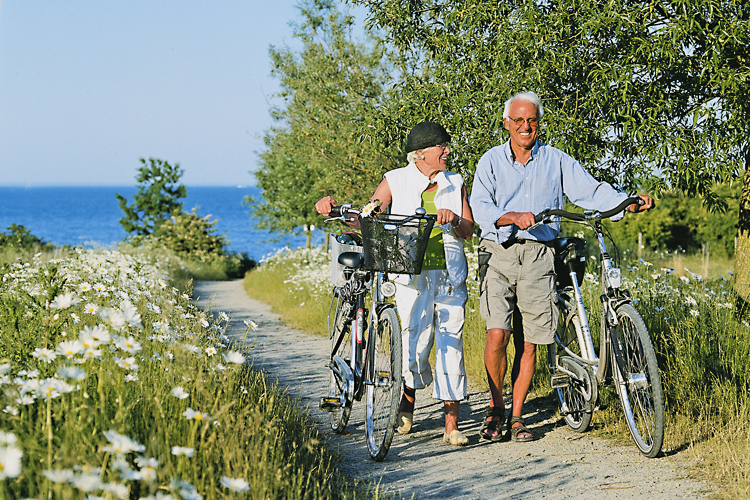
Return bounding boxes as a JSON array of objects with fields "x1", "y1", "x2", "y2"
[{"x1": 503, "y1": 91, "x2": 544, "y2": 119}]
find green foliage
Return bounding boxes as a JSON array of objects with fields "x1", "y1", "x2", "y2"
[
  {"x1": 0, "y1": 224, "x2": 55, "y2": 252},
  {"x1": 117, "y1": 158, "x2": 188, "y2": 236},
  {"x1": 250, "y1": 0, "x2": 396, "y2": 236},
  {"x1": 153, "y1": 209, "x2": 228, "y2": 262},
  {"x1": 354, "y1": 0, "x2": 749, "y2": 202}
]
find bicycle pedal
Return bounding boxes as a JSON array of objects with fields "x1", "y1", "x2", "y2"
[
  {"x1": 550, "y1": 373, "x2": 571, "y2": 389},
  {"x1": 319, "y1": 397, "x2": 342, "y2": 412}
]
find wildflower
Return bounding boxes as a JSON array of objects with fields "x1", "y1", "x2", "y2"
[
  {"x1": 199, "y1": 318, "x2": 210, "y2": 328},
  {"x1": 125, "y1": 373, "x2": 139, "y2": 382},
  {"x1": 114, "y1": 357, "x2": 139, "y2": 371},
  {"x1": 123, "y1": 307, "x2": 143, "y2": 328},
  {"x1": 171, "y1": 386, "x2": 189, "y2": 399},
  {"x1": 71, "y1": 313, "x2": 81, "y2": 324},
  {"x1": 170, "y1": 479, "x2": 201, "y2": 500},
  {"x1": 17, "y1": 394, "x2": 35, "y2": 405},
  {"x1": 82, "y1": 347, "x2": 103, "y2": 360},
  {"x1": 37, "y1": 378, "x2": 75, "y2": 400},
  {"x1": 79, "y1": 282, "x2": 92, "y2": 292},
  {"x1": 71, "y1": 471, "x2": 102, "y2": 492},
  {"x1": 58, "y1": 366, "x2": 87, "y2": 381},
  {"x1": 182, "y1": 344, "x2": 200, "y2": 354},
  {"x1": 58, "y1": 340, "x2": 84, "y2": 359},
  {"x1": 0, "y1": 364, "x2": 11, "y2": 376},
  {"x1": 32, "y1": 348, "x2": 58, "y2": 364},
  {"x1": 182, "y1": 408, "x2": 211, "y2": 421},
  {"x1": 220, "y1": 476, "x2": 250, "y2": 492},
  {"x1": 718, "y1": 302, "x2": 733, "y2": 309},
  {"x1": 50, "y1": 292, "x2": 81, "y2": 310},
  {"x1": 651, "y1": 273, "x2": 661, "y2": 280},
  {"x1": 3, "y1": 406, "x2": 18, "y2": 416},
  {"x1": 99, "y1": 308, "x2": 126, "y2": 330},
  {"x1": 685, "y1": 296, "x2": 697, "y2": 306},
  {"x1": 222, "y1": 351, "x2": 245, "y2": 365},
  {"x1": 102, "y1": 482, "x2": 129, "y2": 499},
  {"x1": 205, "y1": 346, "x2": 217, "y2": 357},
  {"x1": 115, "y1": 336, "x2": 142, "y2": 354},
  {"x1": 93, "y1": 282, "x2": 107, "y2": 293},
  {"x1": 690, "y1": 309, "x2": 699, "y2": 317},
  {"x1": 360, "y1": 199, "x2": 380, "y2": 218},
  {"x1": 102, "y1": 430, "x2": 145, "y2": 454},
  {"x1": 44, "y1": 468, "x2": 74, "y2": 483},
  {"x1": 171, "y1": 446, "x2": 194, "y2": 457},
  {"x1": 680, "y1": 276, "x2": 690, "y2": 284},
  {"x1": 219, "y1": 311, "x2": 230, "y2": 322},
  {"x1": 243, "y1": 319, "x2": 258, "y2": 329}
]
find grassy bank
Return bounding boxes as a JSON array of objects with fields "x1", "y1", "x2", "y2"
[
  {"x1": 0, "y1": 247, "x2": 379, "y2": 499},
  {"x1": 245, "y1": 242, "x2": 749, "y2": 498}
]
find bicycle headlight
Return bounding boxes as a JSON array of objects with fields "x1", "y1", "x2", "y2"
[
  {"x1": 607, "y1": 268, "x2": 622, "y2": 288},
  {"x1": 381, "y1": 281, "x2": 397, "y2": 297}
]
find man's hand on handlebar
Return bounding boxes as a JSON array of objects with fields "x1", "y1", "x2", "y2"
[
  {"x1": 495, "y1": 211, "x2": 535, "y2": 230},
  {"x1": 315, "y1": 196, "x2": 337, "y2": 216},
  {"x1": 628, "y1": 194, "x2": 655, "y2": 213}
]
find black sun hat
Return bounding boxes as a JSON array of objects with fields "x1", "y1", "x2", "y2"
[{"x1": 405, "y1": 122, "x2": 451, "y2": 153}]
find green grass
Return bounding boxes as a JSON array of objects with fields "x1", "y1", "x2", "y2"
[{"x1": 0, "y1": 246, "x2": 378, "y2": 499}]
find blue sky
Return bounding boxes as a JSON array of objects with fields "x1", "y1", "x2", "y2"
[{"x1": 0, "y1": 1, "x2": 367, "y2": 186}]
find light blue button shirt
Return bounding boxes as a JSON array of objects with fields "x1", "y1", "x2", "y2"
[{"x1": 470, "y1": 141, "x2": 629, "y2": 244}]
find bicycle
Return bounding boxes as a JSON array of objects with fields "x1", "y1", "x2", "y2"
[
  {"x1": 535, "y1": 196, "x2": 665, "y2": 458},
  {"x1": 318, "y1": 204, "x2": 435, "y2": 461}
]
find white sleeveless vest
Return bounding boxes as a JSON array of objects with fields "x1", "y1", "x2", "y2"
[{"x1": 384, "y1": 162, "x2": 468, "y2": 286}]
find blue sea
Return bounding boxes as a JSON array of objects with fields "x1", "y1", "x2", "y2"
[{"x1": 0, "y1": 186, "x2": 323, "y2": 261}]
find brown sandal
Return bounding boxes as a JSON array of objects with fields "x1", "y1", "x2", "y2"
[
  {"x1": 509, "y1": 416, "x2": 534, "y2": 442},
  {"x1": 479, "y1": 407, "x2": 505, "y2": 442}
]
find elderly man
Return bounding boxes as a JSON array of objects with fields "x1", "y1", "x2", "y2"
[{"x1": 470, "y1": 91, "x2": 654, "y2": 442}]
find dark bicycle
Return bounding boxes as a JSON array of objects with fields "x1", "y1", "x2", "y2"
[{"x1": 319, "y1": 204, "x2": 434, "y2": 461}]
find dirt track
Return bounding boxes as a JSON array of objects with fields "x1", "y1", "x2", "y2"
[{"x1": 194, "y1": 279, "x2": 709, "y2": 499}]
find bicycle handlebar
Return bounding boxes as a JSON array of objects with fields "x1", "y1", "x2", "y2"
[
  {"x1": 533, "y1": 196, "x2": 643, "y2": 224},
  {"x1": 327, "y1": 204, "x2": 437, "y2": 223}
]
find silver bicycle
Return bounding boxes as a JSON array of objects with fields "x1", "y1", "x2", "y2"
[{"x1": 537, "y1": 196, "x2": 665, "y2": 458}]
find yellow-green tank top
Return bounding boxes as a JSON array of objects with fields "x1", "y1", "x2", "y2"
[{"x1": 421, "y1": 189, "x2": 446, "y2": 270}]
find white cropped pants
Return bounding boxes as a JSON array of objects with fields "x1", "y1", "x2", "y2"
[{"x1": 394, "y1": 269, "x2": 467, "y2": 402}]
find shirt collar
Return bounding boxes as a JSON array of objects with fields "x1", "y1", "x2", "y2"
[{"x1": 505, "y1": 140, "x2": 540, "y2": 163}]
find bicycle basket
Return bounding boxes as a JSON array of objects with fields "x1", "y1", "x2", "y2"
[{"x1": 359, "y1": 213, "x2": 435, "y2": 274}]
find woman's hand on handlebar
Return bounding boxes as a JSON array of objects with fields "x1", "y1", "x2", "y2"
[
  {"x1": 315, "y1": 196, "x2": 337, "y2": 216},
  {"x1": 628, "y1": 194, "x2": 655, "y2": 213},
  {"x1": 436, "y1": 209, "x2": 458, "y2": 226}
]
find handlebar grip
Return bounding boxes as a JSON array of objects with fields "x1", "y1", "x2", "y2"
[
  {"x1": 329, "y1": 206, "x2": 342, "y2": 218},
  {"x1": 534, "y1": 210, "x2": 548, "y2": 224}
]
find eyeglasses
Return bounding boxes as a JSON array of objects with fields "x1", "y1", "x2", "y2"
[
  {"x1": 433, "y1": 143, "x2": 450, "y2": 151},
  {"x1": 508, "y1": 116, "x2": 540, "y2": 127}
]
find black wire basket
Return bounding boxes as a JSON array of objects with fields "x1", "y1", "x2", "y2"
[{"x1": 359, "y1": 214, "x2": 435, "y2": 274}]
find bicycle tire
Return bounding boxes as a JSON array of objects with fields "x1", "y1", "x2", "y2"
[
  {"x1": 550, "y1": 313, "x2": 594, "y2": 432},
  {"x1": 610, "y1": 304, "x2": 665, "y2": 458},
  {"x1": 329, "y1": 298, "x2": 353, "y2": 433},
  {"x1": 365, "y1": 307, "x2": 401, "y2": 462}
]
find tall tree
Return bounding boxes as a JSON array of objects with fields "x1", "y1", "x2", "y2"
[
  {"x1": 116, "y1": 158, "x2": 187, "y2": 236},
  {"x1": 249, "y1": 0, "x2": 394, "y2": 241},
  {"x1": 354, "y1": 0, "x2": 749, "y2": 298}
]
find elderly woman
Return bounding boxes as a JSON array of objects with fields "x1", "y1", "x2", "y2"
[{"x1": 315, "y1": 122, "x2": 474, "y2": 446}]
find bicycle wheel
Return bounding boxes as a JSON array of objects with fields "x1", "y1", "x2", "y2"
[
  {"x1": 550, "y1": 312, "x2": 594, "y2": 432},
  {"x1": 328, "y1": 299, "x2": 353, "y2": 433},
  {"x1": 610, "y1": 304, "x2": 665, "y2": 458},
  {"x1": 365, "y1": 307, "x2": 401, "y2": 462}
]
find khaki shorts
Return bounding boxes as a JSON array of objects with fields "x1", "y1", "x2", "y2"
[{"x1": 478, "y1": 238, "x2": 558, "y2": 345}]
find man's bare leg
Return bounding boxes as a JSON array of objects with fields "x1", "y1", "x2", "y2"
[
  {"x1": 510, "y1": 341, "x2": 536, "y2": 440},
  {"x1": 484, "y1": 328, "x2": 511, "y2": 438}
]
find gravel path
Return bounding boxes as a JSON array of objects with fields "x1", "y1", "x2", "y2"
[{"x1": 194, "y1": 279, "x2": 709, "y2": 499}]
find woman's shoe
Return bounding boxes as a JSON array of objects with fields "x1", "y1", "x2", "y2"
[
  {"x1": 397, "y1": 412, "x2": 413, "y2": 434},
  {"x1": 443, "y1": 429, "x2": 469, "y2": 446}
]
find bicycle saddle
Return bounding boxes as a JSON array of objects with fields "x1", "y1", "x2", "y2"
[
  {"x1": 553, "y1": 237, "x2": 586, "y2": 257},
  {"x1": 338, "y1": 251, "x2": 364, "y2": 269}
]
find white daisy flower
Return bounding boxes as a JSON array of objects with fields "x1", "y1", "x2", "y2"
[
  {"x1": 70, "y1": 472, "x2": 102, "y2": 492},
  {"x1": 220, "y1": 476, "x2": 250, "y2": 492},
  {"x1": 243, "y1": 319, "x2": 258, "y2": 329},
  {"x1": 58, "y1": 366, "x2": 87, "y2": 381},
  {"x1": 50, "y1": 292, "x2": 81, "y2": 310},
  {"x1": 115, "y1": 336, "x2": 142, "y2": 354},
  {"x1": 0, "y1": 363, "x2": 11, "y2": 375},
  {"x1": 114, "y1": 357, "x2": 139, "y2": 371},
  {"x1": 32, "y1": 348, "x2": 58, "y2": 364},
  {"x1": 182, "y1": 408, "x2": 211, "y2": 421},
  {"x1": 102, "y1": 430, "x2": 145, "y2": 454},
  {"x1": 79, "y1": 282, "x2": 92, "y2": 292},
  {"x1": 43, "y1": 468, "x2": 74, "y2": 483},
  {"x1": 57, "y1": 340, "x2": 84, "y2": 359},
  {"x1": 83, "y1": 303, "x2": 99, "y2": 315},
  {"x1": 205, "y1": 346, "x2": 217, "y2": 357},
  {"x1": 125, "y1": 373, "x2": 139, "y2": 382},
  {"x1": 222, "y1": 351, "x2": 245, "y2": 365},
  {"x1": 171, "y1": 446, "x2": 194, "y2": 457},
  {"x1": 171, "y1": 386, "x2": 189, "y2": 399}
]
